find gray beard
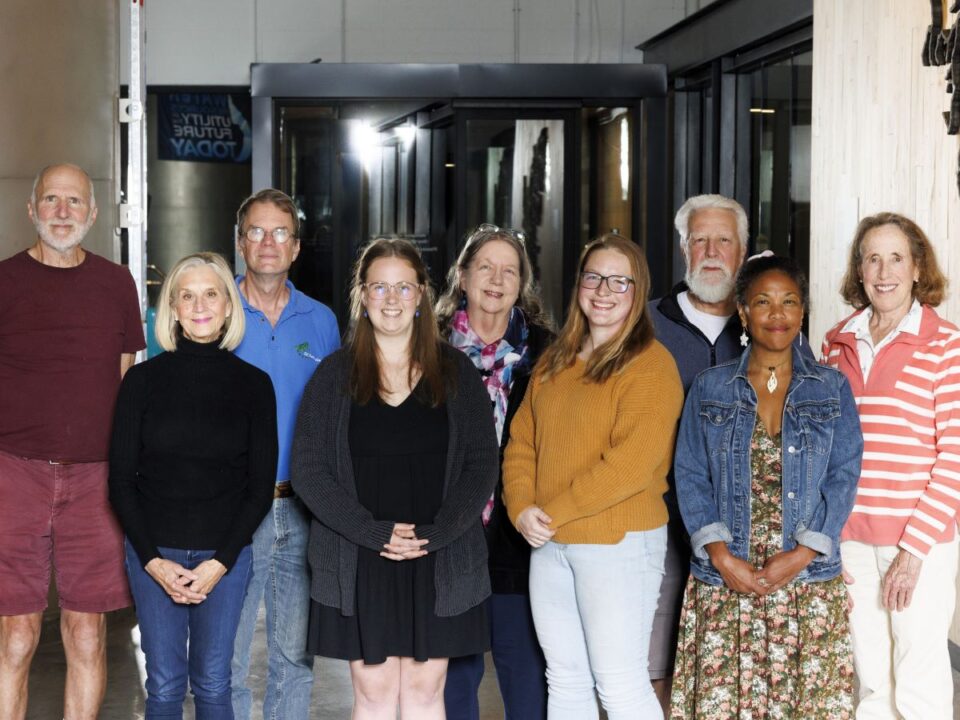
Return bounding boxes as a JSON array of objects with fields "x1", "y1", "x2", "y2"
[
  {"x1": 685, "y1": 265, "x2": 735, "y2": 305},
  {"x1": 34, "y1": 218, "x2": 90, "y2": 253}
]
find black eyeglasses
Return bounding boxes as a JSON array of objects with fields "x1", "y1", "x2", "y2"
[{"x1": 579, "y1": 272, "x2": 635, "y2": 294}]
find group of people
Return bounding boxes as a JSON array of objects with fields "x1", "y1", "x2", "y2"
[{"x1": 0, "y1": 163, "x2": 957, "y2": 720}]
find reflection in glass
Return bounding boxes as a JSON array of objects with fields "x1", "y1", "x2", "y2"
[
  {"x1": 466, "y1": 118, "x2": 565, "y2": 323},
  {"x1": 744, "y1": 48, "x2": 812, "y2": 274},
  {"x1": 276, "y1": 100, "x2": 639, "y2": 329},
  {"x1": 277, "y1": 106, "x2": 338, "y2": 311},
  {"x1": 277, "y1": 102, "x2": 451, "y2": 321},
  {"x1": 594, "y1": 109, "x2": 633, "y2": 238},
  {"x1": 675, "y1": 82, "x2": 714, "y2": 198}
]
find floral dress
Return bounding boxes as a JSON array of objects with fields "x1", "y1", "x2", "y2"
[{"x1": 670, "y1": 417, "x2": 854, "y2": 719}]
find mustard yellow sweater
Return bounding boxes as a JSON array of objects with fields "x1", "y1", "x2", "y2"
[{"x1": 503, "y1": 340, "x2": 683, "y2": 544}]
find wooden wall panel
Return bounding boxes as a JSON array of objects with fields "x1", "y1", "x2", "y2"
[
  {"x1": 810, "y1": 0, "x2": 960, "y2": 643},
  {"x1": 810, "y1": 0, "x2": 960, "y2": 347}
]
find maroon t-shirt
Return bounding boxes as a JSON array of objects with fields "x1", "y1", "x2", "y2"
[{"x1": 0, "y1": 251, "x2": 146, "y2": 461}]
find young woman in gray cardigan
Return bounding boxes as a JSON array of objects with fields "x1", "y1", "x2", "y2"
[{"x1": 291, "y1": 238, "x2": 498, "y2": 719}]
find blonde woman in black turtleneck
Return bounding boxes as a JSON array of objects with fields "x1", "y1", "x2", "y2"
[{"x1": 108, "y1": 252, "x2": 277, "y2": 720}]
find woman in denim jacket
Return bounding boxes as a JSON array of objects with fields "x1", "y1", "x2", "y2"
[{"x1": 670, "y1": 255, "x2": 863, "y2": 719}]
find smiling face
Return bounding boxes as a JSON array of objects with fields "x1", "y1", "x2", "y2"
[
  {"x1": 578, "y1": 248, "x2": 636, "y2": 338},
  {"x1": 237, "y1": 200, "x2": 300, "y2": 278},
  {"x1": 739, "y1": 270, "x2": 804, "y2": 354},
  {"x1": 28, "y1": 165, "x2": 97, "y2": 252},
  {"x1": 174, "y1": 265, "x2": 232, "y2": 344},
  {"x1": 683, "y1": 207, "x2": 743, "y2": 306},
  {"x1": 858, "y1": 223, "x2": 919, "y2": 320},
  {"x1": 460, "y1": 238, "x2": 522, "y2": 322},
  {"x1": 361, "y1": 256, "x2": 423, "y2": 341}
]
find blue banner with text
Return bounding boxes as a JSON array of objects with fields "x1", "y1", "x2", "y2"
[{"x1": 157, "y1": 92, "x2": 252, "y2": 163}]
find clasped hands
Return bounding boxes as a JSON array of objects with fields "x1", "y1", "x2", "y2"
[
  {"x1": 516, "y1": 505, "x2": 554, "y2": 548},
  {"x1": 706, "y1": 541, "x2": 817, "y2": 596},
  {"x1": 145, "y1": 557, "x2": 228, "y2": 605},
  {"x1": 381, "y1": 522, "x2": 429, "y2": 561}
]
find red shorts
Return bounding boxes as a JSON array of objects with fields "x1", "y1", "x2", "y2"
[{"x1": 0, "y1": 449, "x2": 132, "y2": 615}]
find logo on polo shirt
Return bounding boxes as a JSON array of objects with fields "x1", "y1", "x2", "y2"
[{"x1": 295, "y1": 342, "x2": 324, "y2": 363}]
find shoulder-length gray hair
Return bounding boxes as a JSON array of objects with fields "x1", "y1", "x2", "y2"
[{"x1": 435, "y1": 223, "x2": 552, "y2": 331}]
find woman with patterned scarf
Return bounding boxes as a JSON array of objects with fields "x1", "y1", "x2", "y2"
[{"x1": 437, "y1": 223, "x2": 555, "y2": 720}]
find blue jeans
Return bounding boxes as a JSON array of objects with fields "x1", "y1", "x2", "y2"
[
  {"x1": 444, "y1": 594, "x2": 547, "y2": 720},
  {"x1": 231, "y1": 497, "x2": 314, "y2": 720},
  {"x1": 529, "y1": 528, "x2": 667, "y2": 720},
  {"x1": 126, "y1": 541, "x2": 253, "y2": 720}
]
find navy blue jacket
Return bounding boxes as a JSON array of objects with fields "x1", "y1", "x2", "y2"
[{"x1": 649, "y1": 282, "x2": 745, "y2": 395}]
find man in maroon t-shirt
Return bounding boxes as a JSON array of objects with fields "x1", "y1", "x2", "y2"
[{"x1": 0, "y1": 164, "x2": 145, "y2": 720}]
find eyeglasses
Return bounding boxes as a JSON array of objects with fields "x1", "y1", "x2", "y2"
[
  {"x1": 579, "y1": 272, "x2": 635, "y2": 294},
  {"x1": 363, "y1": 281, "x2": 421, "y2": 300},
  {"x1": 241, "y1": 226, "x2": 294, "y2": 244}
]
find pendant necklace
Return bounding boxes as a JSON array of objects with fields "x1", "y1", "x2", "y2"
[
  {"x1": 752, "y1": 356, "x2": 791, "y2": 394},
  {"x1": 765, "y1": 366, "x2": 780, "y2": 394}
]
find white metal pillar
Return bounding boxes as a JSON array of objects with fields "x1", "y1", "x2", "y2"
[{"x1": 121, "y1": 0, "x2": 148, "y2": 327}]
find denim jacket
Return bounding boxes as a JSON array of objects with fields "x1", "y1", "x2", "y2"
[{"x1": 674, "y1": 347, "x2": 863, "y2": 584}]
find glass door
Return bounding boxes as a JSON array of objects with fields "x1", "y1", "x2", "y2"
[
  {"x1": 742, "y1": 48, "x2": 812, "y2": 272},
  {"x1": 458, "y1": 110, "x2": 575, "y2": 325},
  {"x1": 275, "y1": 101, "x2": 645, "y2": 328}
]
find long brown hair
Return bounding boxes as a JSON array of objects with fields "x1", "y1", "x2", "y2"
[
  {"x1": 347, "y1": 238, "x2": 451, "y2": 406},
  {"x1": 840, "y1": 212, "x2": 947, "y2": 309},
  {"x1": 537, "y1": 233, "x2": 654, "y2": 384}
]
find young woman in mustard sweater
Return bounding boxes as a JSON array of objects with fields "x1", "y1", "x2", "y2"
[{"x1": 503, "y1": 233, "x2": 683, "y2": 720}]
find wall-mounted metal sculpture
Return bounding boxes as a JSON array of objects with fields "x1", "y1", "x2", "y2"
[{"x1": 923, "y1": 0, "x2": 960, "y2": 196}]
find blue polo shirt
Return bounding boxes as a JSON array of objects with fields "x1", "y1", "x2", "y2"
[{"x1": 234, "y1": 277, "x2": 340, "y2": 483}]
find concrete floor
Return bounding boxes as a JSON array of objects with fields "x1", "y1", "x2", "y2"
[
  {"x1": 23, "y1": 604, "x2": 960, "y2": 718},
  {"x1": 25, "y1": 606, "x2": 506, "y2": 719}
]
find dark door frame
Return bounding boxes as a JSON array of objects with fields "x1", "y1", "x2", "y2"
[
  {"x1": 637, "y1": 0, "x2": 813, "y2": 284},
  {"x1": 250, "y1": 62, "x2": 671, "y2": 296}
]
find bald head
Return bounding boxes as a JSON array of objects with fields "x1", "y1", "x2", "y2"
[
  {"x1": 27, "y1": 164, "x2": 98, "y2": 254},
  {"x1": 30, "y1": 164, "x2": 96, "y2": 211}
]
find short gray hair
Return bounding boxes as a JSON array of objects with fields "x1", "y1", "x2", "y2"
[
  {"x1": 674, "y1": 194, "x2": 747, "y2": 252},
  {"x1": 28, "y1": 164, "x2": 97, "y2": 211}
]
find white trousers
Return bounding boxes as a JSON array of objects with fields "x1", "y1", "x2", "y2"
[
  {"x1": 841, "y1": 538, "x2": 959, "y2": 720},
  {"x1": 529, "y1": 527, "x2": 667, "y2": 720}
]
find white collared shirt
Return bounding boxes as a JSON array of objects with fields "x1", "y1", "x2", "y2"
[{"x1": 841, "y1": 299, "x2": 922, "y2": 382}]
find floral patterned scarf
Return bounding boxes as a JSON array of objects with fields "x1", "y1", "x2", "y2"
[{"x1": 449, "y1": 306, "x2": 530, "y2": 525}]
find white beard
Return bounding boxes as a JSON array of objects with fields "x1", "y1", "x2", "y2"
[
  {"x1": 685, "y1": 260, "x2": 735, "y2": 305},
  {"x1": 33, "y1": 215, "x2": 92, "y2": 253}
]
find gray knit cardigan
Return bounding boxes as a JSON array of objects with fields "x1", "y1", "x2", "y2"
[{"x1": 291, "y1": 345, "x2": 499, "y2": 617}]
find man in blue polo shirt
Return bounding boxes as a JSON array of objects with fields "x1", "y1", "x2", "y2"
[{"x1": 231, "y1": 189, "x2": 339, "y2": 720}]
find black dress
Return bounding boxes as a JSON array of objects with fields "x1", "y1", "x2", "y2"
[{"x1": 307, "y1": 388, "x2": 489, "y2": 664}]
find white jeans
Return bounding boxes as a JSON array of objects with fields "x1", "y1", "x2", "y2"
[
  {"x1": 529, "y1": 526, "x2": 667, "y2": 720},
  {"x1": 841, "y1": 538, "x2": 959, "y2": 720}
]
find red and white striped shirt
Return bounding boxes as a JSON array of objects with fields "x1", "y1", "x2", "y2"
[{"x1": 821, "y1": 304, "x2": 960, "y2": 558}]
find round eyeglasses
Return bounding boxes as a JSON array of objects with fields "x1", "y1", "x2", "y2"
[
  {"x1": 579, "y1": 272, "x2": 635, "y2": 294},
  {"x1": 363, "y1": 281, "x2": 420, "y2": 301},
  {"x1": 241, "y1": 226, "x2": 293, "y2": 244}
]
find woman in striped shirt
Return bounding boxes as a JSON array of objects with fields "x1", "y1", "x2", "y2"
[{"x1": 821, "y1": 212, "x2": 960, "y2": 720}]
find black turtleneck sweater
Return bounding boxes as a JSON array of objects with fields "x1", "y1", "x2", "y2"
[{"x1": 108, "y1": 338, "x2": 278, "y2": 570}]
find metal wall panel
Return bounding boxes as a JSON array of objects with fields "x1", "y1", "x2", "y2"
[
  {"x1": 0, "y1": 1, "x2": 119, "y2": 260},
  {"x1": 144, "y1": 94, "x2": 251, "y2": 302}
]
